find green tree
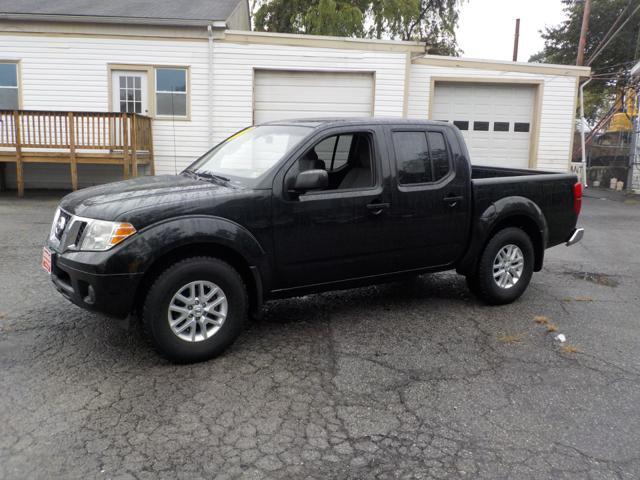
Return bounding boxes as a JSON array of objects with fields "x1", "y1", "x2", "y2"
[
  {"x1": 366, "y1": 0, "x2": 461, "y2": 54},
  {"x1": 253, "y1": 0, "x2": 463, "y2": 55},
  {"x1": 530, "y1": 0, "x2": 640, "y2": 121}
]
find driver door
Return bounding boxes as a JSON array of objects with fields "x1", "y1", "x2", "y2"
[{"x1": 271, "y1": 127, "x2": 394, "y2": 289}]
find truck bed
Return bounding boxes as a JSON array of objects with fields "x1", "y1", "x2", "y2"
[
  {"x1": 470, "y1": 165, "x2": 579, "y2": 248},
  {"x1": 472, "y1": 165, "x2": 552, "y2": 179}
]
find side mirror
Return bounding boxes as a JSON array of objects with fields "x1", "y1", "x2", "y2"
[{"x1": 291, "y1": 169, "x2": 328, "y2": 192}]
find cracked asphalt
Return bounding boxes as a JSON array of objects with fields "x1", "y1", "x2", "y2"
[{"x1": 1, "y1": 191, "x2": 640, "y2": 479}]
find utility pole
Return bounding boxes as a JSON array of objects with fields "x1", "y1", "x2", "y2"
[
  {"x1": 512, "y1": 18, "x2": 520, "y2": 62},
  {"x1": 577, "y1": 0, "x2": 591, "y2": 65}
]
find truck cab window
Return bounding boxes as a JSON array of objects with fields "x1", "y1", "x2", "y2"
[
  {"x1": 313, "y1": 134, "x2": 352, "y2": 171},
  {"x1": 393, "y1": 131, "x2": 451, "y2": 185},
  {"x1": 428, "y1": 132, "x2": 452, "y2": 181},
  {"x1": 293, "y1": 132, "x2": 375, "y2": 191},
  {"x1": 393, "y1": 132, "x2": 432, "y2": 184}
]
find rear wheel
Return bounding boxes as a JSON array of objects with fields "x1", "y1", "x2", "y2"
[
  {"x1": 143, "y1": 257, "x2": 248, "y2": 363},
  {"x1": 470, "y1": 227, "x2": 534, "y2": 305}
]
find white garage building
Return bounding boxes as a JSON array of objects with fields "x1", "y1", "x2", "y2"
[{"x1": 0, "y1": 1, "x2": 590, "y2": 191}]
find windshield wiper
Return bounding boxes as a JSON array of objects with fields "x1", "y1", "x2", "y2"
[{"x1": 183, "y1": 170, "x2": 231, "y2": 184}]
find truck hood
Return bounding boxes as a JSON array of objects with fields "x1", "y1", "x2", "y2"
[{"x1": 59, "y1": 175, "x2": 239, "y2": 221}]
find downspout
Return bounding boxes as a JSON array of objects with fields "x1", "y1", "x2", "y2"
[
  {"x1": 579, "y1": 78, "x2": 591, "y2": 187},
  {"x1": 628, "y1": 90, "x2": 639, "y2": 192},
  {"x1": 207, "y1": 23, "x2": 214, "y2": 143}
]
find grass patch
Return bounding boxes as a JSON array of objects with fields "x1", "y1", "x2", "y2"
[
  {"x1": 562, "y1": 344, "x2": 582, "y2": 354},
  {"x1": 499, "y1": 334, "x2": 524, "y2": 345},
  {"x1": 570, "y1": 271, "x2": 619, "y2": 287},
  {"x1": 546, "y1": 323, "x2": 558, "y2": 333},
  {"x1": 534, "y1": 315, "x2": 549, "y2": 325},
  {"x1": 563, "y1": 296, "x2": 594, "y2": 302}
]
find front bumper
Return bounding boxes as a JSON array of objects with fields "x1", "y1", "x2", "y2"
[
  {"x1": 566, "y1": 227, "x2": 584, "y2": 246},
  {"x1": 49, "y1": 248, "x2": 143, "y2": 319}
]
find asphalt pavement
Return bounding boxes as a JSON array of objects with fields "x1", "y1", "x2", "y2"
[{"x1": 1, "y1": 191, "x2": 639, "y2": 480}]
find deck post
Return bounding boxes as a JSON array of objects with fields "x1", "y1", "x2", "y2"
[
  {"x1": 13, "y1": 111, "x2": 24, "y2": 197},
  {"x1": 148, "y1": 119, "x2": 155, "y2": 176},
  {"x1": 131, "y1": 114, "x2": 138, "y2": 178},
  {"x1": 122, "y1": 113, "x2": 130, "y2": 180},
  {"x1": 68, "y1": 112, "x2": 78, "y2": 191}
]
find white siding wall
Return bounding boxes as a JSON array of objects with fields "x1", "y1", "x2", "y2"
[
  {"x1": 210, "y1": 41, "x2": 406, "y2": 141},
  {"x1": 2, "y1": 33, "x2": 212, "y2": 188},
  {"x1": 2, "y1": 34, "x2": 407, "y2": 189},
  {"x1": 2, "y1": 31, "x2": 578, "y2": 189},
  {"x1": 407, "y1": 63, "x2": 577, "y2": 172}
]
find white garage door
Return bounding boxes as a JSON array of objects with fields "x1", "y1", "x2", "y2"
[
  {"x1": 432, "y1": 83, "x2": 535, "y2": 168},
  {"x1": 254, "y1": 70, "x2": 374, "y2": 124}
]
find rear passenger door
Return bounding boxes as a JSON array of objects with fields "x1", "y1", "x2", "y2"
[{"x1": 386, "y1": 126, "x2": 470, "y2": 271}]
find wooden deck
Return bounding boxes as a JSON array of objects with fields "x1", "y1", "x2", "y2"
[{"x1": 0, "y1": 110, "x2": 154, "y2": 196}]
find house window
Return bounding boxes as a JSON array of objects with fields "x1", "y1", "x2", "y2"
[
  {"x1": 0, "y1": 63, "x2": 19, "y2": 109},
  {"x1": 156, "y1": 68, "x2": 187, "y2": 117}
]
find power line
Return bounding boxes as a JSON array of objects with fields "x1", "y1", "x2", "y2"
[
  {"x1": 592, "y1": 60, "x2": 637, "y2": 73},
  {"x1": 587, "y1": 2, "x2": 640, "y2": 66}
]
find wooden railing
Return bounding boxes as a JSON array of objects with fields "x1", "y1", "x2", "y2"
[{"x1": 0, "y1": 110, "x2": 154, "y2": 196}]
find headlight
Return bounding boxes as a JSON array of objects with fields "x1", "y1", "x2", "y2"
[{"x1": 78, "y1": 219, "x2": 137, "y2": 251}]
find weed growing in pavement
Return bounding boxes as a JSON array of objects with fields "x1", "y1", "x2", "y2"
[
  {"x1": 499, "y1": 334, "x2": 524, "y2": 345},
  {"x1": 562, "y1": 344, "x2": 582, "y2": 354}
]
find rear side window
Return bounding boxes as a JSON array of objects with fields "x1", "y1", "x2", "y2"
[
  {"x1": 393, "y1": 132, "x2": 432, "y2": 184},
  {"x1": 427, "y1": 132, "x2": 451, "y2": 182},
  {"x1": 393, "y1": 131, "x2": 452, "y2": 185}
]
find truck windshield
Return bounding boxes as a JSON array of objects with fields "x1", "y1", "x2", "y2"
[{"x1": 185, "y1": 125, "x2": 312, "y2": 186}]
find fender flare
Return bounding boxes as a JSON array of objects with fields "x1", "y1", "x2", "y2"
[
  {"x1": 104, "y1": 215, "x2": 267, "y2": 275},
  {"x1": 457, "y1": 196, "x2": 548, "y2": 275}
]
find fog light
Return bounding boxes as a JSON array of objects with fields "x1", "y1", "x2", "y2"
[{"x1": 84, "y1": 285, "x2": 96, "y2": 305}]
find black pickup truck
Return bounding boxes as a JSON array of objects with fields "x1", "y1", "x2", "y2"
[{"x1": 43, "y1": 119, "x2": 584, "y2": 362}]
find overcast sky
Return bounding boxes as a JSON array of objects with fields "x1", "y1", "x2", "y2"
[{"x1": 456, "y1": 0, "x2": 568, "y2": 61}]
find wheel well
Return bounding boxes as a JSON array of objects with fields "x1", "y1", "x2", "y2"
[
  {"x1": 132, "y1": 243, "x2": 259, "y2": 319},
  {"x1": 488, "y1": 215, "x2": 544, "y2": 271}
]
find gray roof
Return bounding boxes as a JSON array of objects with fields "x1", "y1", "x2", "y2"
[{"x1": 0, "y1": 0, "x2": 244, "y2": 26}]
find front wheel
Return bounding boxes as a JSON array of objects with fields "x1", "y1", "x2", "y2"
[
  {"x1": 470, "y1": 227, "x2": 534, "y2": 305},
  {"x1": 143, "y1": 257, "x2": 248, "y2": 363}
]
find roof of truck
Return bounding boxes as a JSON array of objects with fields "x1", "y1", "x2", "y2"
[{"x1": 262, "y1": 118, "x2": 449, "y2": 128}]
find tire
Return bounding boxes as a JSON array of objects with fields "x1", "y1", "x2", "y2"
[
  {"x1": 472, "y1": 227, "x2": 534, "y2": 305},
  {"x1": 143, "y1": 257, "x2": 248, "y2": 363}
]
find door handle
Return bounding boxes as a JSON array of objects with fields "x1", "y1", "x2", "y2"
[
  {"x1": 443, "y1": 195, "x2": 463, "y2": 207},
  {"x1": 366, "y1": 202, "x2": 390, "y2": 215}
]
